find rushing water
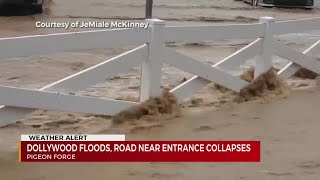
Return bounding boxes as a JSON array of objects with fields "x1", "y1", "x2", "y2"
[{"x1": 0, "y1": 0, "x2": 319, "y2": 88}]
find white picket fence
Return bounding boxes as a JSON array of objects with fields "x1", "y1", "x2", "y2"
[{"x1": 0, "y1": 17, "x2": 319, "y2": 127}]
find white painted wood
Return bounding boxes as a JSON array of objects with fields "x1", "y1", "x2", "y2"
[
  {"x1": 273, "y1": 40, "x2": 320, "y2": 74},
  {"x1": 304, "y1": 40, "x2": 320, "y2": 55},
  {"x1": 2, "y1": 16, "x2": 320, "y2": 127},
  {"x1": 0, "y1": 28, "x2": 150, "y2": 59},
  {"x1": 0, "y1": 86, "x2": 138, "y2": 115},
  {"x1": 213, "y1": 38, "x2": 263, "y2": 68},
  {"x1": 140, "y1": 19, "x2": 164, "y2": 102},
  {"x1": 170, "y1": 38, "x2": 262, "y2": 102},
  {"x1": 170, "y1": 77, "x2": 209, "y2": 103},
  {"x1": 255, "y1": 17, "x2": 275, "y2": 78},
  {"x1": 42, "y1": 44, "x2": 147, "y2": 93},
  {"x1": 164, "y1": 23, "x2": 265, "y2": 43},
  {"x1": 279, "y1": 63, "x2": 301, "y2": 79},
  {"x1": 274, "y1": 17, "x2": 320, "y2": 35},
  {"x1": 161, "y1": 46, "x2": 248, "y2": 93},
  {"x1": 278, "y1": 40, "x2": 320, "y2": 78},
  {"x1": 0, "y1": 45, "x2": 147, "y2": 126}
]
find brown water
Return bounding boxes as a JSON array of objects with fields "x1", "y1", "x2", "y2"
[
  {"x1": 0, "y1": 0, "x2": 320, "y2": 36},
  {"x1": 0, "y1": 0, "x2": 319, "y2": 115},
  {"x1": 0, "y1": 2, "x2": 319, "y2": 179}
]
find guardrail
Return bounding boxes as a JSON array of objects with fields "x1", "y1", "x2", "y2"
[{"x1": 0, "y1": 17, "x2": 319, "y2": 127}]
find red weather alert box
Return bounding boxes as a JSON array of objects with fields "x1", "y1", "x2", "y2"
[{"x1": 19, "y1": 134, "x2": 260, "y2": 162}]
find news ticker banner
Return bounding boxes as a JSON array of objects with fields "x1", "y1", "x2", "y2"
[{"x1": 19, "y1": 134, "x2": 260, "y2": 162}]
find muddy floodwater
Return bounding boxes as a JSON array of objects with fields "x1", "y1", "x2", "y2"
[
  {"x1": 0, "y1": 0, "x2": 319, "y2": 142},
  {"x1": 0, "y1": 0, "x2": 320, "y2": 35},
  {"x1": 0, "y1": 2, "x2": 320, "y2": 180},
  {"x1": 0, "y1": 0, "x2": 319, "y2": 105}
]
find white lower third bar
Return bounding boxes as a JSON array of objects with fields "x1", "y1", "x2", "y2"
[{"x1": 21, "y1": 134, "x2": 126, "y2": 141}]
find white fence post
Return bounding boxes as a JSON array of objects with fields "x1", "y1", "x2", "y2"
[
  {"x1": 140, "y1": 19, "x2": 164, "y2": 102},
  {"x1": 255, "y1": 17, "x2": 275, "y2": 78}
]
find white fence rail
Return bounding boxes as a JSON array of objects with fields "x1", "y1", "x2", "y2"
[
  {"x1": 0, "y1": 17, "x2": 319, "y2": 127},
  {"x1": 0, "y1": 28, "x2": 150, "y2": 59},
  {"x1": 164, "y1": 23, "x2": 265, "y2": 42}
]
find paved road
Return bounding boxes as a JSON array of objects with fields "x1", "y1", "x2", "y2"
[{"x1": 48, "y1": 0, "x2": 320, "y2": 22}]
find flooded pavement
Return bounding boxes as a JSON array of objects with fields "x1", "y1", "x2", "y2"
[
  {"x1": 0, "y1": 0, "x2": 319, "y2": 86},
  {"x1": 0, "y1": 2, "x2": 320, "y2": 180},
  {"x1": 0, "y1": 0, "x2": 320, "y2": 36},
  {"x1": 0, "y1": 0, "x2": 319, "y2": 128}
]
